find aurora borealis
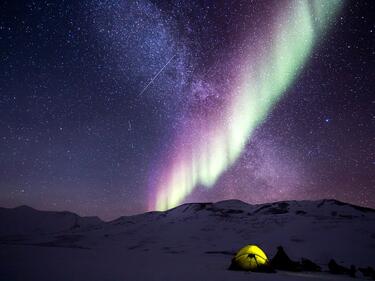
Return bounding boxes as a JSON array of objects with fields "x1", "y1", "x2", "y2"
[
  {"x1": 152, "y1": 1, "x2": 342, "y2": 211},
  {"x1": 0, "y1": 0, "x2": 374, "y2": 220}
]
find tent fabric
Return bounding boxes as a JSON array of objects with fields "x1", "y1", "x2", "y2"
[{"x1": 229, "y1": 244, "x2": 272, "y2": 272}]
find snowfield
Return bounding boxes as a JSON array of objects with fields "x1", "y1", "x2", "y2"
[{"x1": 1, "y1": 199, "x2": 374, "y2": 281}]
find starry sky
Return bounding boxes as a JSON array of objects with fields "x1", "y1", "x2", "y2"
[{"x1": 0, "y1": 0, "x2": 374, "y2": 220}]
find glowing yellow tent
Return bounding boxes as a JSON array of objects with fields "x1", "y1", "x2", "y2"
[{"x1": 229, "y1": 244, "x2": 273, "y2": 272}]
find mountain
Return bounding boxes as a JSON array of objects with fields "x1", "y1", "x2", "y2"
[
  {"x1": 0, "y1": 199, "x2": 374, "y2": 281},
  {"x1": 0, "y1": 205, "x2": 103, "y2": 236}
]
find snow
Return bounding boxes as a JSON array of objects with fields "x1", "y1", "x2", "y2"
[
  {"x1": 0, "y1": 205, "x2": 103, "y2": 236},
  {"x1": 0, "y1": 199, "x2": 374, "y2": 281}
]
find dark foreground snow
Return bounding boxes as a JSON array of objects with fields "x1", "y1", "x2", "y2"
[{"x1": 1, "y1": 199, "x2": 374, "y2": 281}]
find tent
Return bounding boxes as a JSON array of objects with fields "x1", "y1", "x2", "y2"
[
  {"x1": 229, "y1": 244, "x2": 273, "y2": 272},
  {"x1": 271, "y1": 246, "x2": 301, "y2": 271}
]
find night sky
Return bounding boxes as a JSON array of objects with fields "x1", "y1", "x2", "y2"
[{"x1": 0, "y1": 0, "x2": 374, "y2": 220}]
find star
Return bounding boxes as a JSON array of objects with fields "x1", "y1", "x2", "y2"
[{"x1": 0, "y1": 0, "x2": 373, "y2": 220}]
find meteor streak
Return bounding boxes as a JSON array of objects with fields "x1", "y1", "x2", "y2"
[
  {"x1": 150, "y1": 1, "x2": 343, "y2": 211},
  {"x1": 138, "y1": 55, "x2": 176, "y2": 96}
]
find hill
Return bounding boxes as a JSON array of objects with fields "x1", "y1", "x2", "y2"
[{"x1": 0, "y1": 199, "x2": 374, "y2": 281}]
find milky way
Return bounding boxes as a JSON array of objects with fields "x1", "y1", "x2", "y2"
[
  {"x1": 0, "y1": 0, "x2": 373, "y2": 220},
  {"x1": 90, "y1": 0, "x2": 191, "y2": 111},
  {"x1": 151, "y1": 1, "x2": 342, "y2": 211}
]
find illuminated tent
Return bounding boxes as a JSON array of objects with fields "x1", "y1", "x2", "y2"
[{"x1": 229, "y1": 244, "x2": 273, "y2": 272}]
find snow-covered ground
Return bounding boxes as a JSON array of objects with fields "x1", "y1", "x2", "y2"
[{"x1": 1, "y1": 199, "x2": 374, "y2": 281}]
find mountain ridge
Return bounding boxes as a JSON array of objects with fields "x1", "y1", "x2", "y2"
[
  {"x1": 1, "y1": 198, "x2": 374, "y2": 224},
  {"x1": 1, "y1": 198, "x2": 374, "y2": 281}
]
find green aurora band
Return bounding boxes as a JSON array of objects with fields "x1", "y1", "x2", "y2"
[{"x1": 153, "y1": 0, "x2": 343, "y2": 211}]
